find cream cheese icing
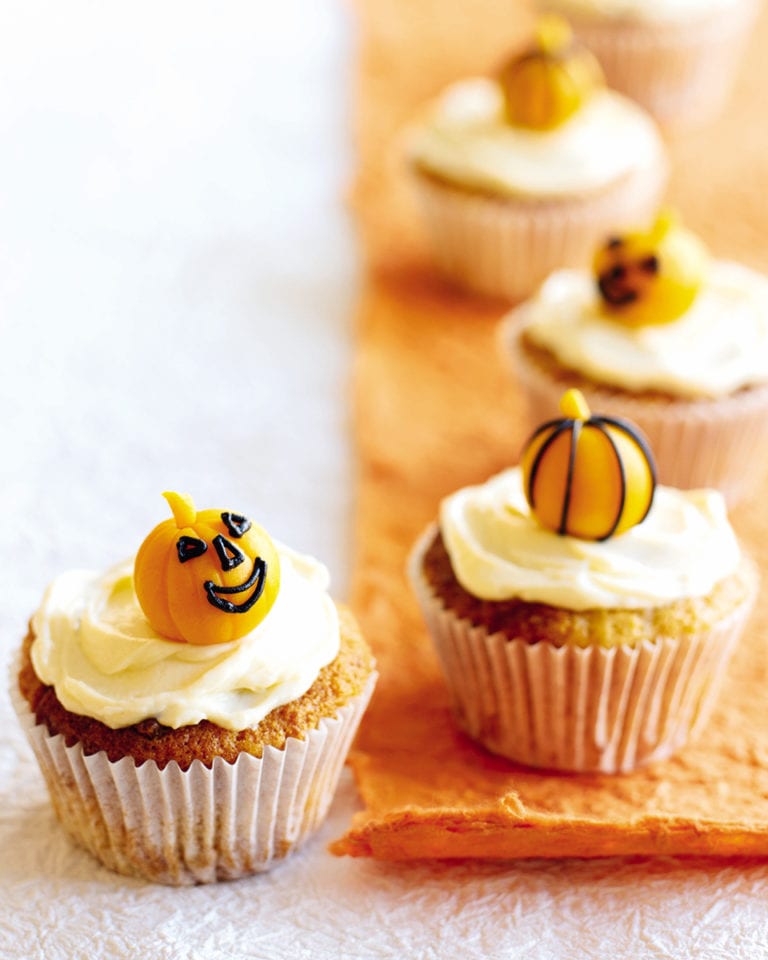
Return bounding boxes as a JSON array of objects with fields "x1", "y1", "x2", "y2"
[
  {"x1": 407, "y1": 78, "x2": 664, "y2": 198},
  {"x1": 440, "y1": 467, "x2": 740, "y2": 610},
  {"x1": 518, "y1": 262, "x2": 768, "y2": 398},
  {"x1": 30, "y1": 543, "x2": 340, "y2": 731},
  {"x1": 542, "y1": 0, "x2": 743, "y2": 24}
]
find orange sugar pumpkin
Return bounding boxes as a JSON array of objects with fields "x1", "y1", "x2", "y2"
[
  {"x1": 520, "y1": 390, "x2": 656, "y2": 541},
  {"x1": 134, "y1": 492, "x2": 281, "y2": 645},
  {"x1": 498, "y1": 15, "x2": 604, "y2": 131},
  {"x1": 594, "y1": 210, "x2": 710, "y2": 327}
]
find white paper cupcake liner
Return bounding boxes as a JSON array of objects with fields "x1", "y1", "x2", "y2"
[
  {"x1": 409, "y1": 526, "x2": 754, "y2": 773},
  {"x1": 558, "y1": 0, "x2": 759, "y2": 128},
  {"x1": 411, "y1": 156, "x2": 667, "y2": 303},
  {"x1": 11, "y1": 668, "x2": 376, "y2": 885},
  {"x1": 502, "y1": 314, "x2": 768, "y2": 506}
]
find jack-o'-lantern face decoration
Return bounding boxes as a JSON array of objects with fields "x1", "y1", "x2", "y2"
[
  {"x1": 594, "y1": 211, "x2": 709, "y2": 327},
  {"x1": 134, "y1": 492, "x2": 281, "y2": 645},
  {"x1": 498, "y1": 15, "x2": 604, "y2": 131}
]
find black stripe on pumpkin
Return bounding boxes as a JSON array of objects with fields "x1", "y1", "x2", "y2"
[
  {"x1": 558, "y1": 417, "x2": 581, "y2": 536},
  {"x1": 527, "y1": 419, "x2": 573, "y2": 510},
  {"x1": 521, "y1": 416, "x2": 570, "y2": 455},
  {"x1": 592, "y1": 421, "x2": 626, "y2": 541},
  {"x1": 591, "y1": 415, "x2": 657, "y2": 525}
]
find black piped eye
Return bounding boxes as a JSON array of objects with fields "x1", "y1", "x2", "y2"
[
  {"x1": 640, "y1": 255, "x2": 659, "y2": 274},
  {"x1": 221, "y1": 512, "x2": 251, "y2": 538},
  {"x1": 607, "y1": 236, "x2": 623, "y2": 249},
  {"x1": 177, "y1": 536, "x2": 208, "y2": 564},
  {"x1": 213, "y1": 535, "x2": 245, "y2": 571}
]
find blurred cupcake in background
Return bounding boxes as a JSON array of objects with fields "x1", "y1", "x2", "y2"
[
  {"x1": 538, "y1": 0, "x2": 760, "y2": 128},
  {"x1": 404, "y1": 15, "x2": 668, "y2": 302},
  {"x1": 501, "y1": 210, "x2": 768, "y2": 504},
  {"x1": 409, "y1": 389, "x2": 757, "y2": 773}
]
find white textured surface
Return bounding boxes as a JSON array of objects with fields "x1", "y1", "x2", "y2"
[{"x1": 2, "y1": 3, "x2": 768, "y2": 957}]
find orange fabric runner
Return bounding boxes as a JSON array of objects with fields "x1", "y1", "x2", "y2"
[{"x1": 333, "y1": 0, "x2": 768, "y2": 859}]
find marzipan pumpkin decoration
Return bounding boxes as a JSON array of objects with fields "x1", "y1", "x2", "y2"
[
  {"x1": 498, "y1": 15, "x2": 604, "y2": 131},
  {"x1": 134, "y1": 492, "x2": 281, "y2": 645},
  {"x1": 594, "y1": 210, "x2": 710, "y2": 327},
  {"x1": 521, "y1": 389, "x2": 656, "y2": 541}
]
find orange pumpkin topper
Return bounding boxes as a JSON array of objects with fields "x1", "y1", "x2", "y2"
[
  {"x1": 521, "y1": 389, "x2": 656, "y2": 541},
  {"x1": 594, "y1": 210, "x2": 710, "y2": 327},
  {"x1": 498, "y1": 15, "x2": 604, "y2": 131},
  {"x1": 134, "y1": 492, "x2": 281, "y2": 645}
]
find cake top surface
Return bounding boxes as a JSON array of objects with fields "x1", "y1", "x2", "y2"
[
  {"x1": 440, "y1": 465, "x2": 740, "y2": 610},
  {"x1": 517, "y1": 257, "x2": 768, "y2": 398},
  {"x1": 407, "y1": 76, "x2": 664, "y2": 198}
]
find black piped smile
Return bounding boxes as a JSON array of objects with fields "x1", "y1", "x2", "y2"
[{"x1": 204, "y1": 558, "x2": 267, "y2": 614}]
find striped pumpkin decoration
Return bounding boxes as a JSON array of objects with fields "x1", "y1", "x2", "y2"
[{"x1": 521, "y1": 389, "x2": 656, "y2": 541}]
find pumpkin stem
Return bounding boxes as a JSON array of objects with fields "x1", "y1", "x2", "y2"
[
  {"x1": 162, "y1": 491, "x2": 197, "y2": 528},
  {"x1": 559, "y1": 388, "x2": 591, "y2": 421},
  {"x1": 650, "y1": 208, "x2": 677, "y2": 244},
  {"x1": 535, "y1": 14, "x2": 573, "y2": 55}
]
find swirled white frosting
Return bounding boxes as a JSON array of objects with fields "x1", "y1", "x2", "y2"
[
  {"x1": 518, "y1": 263, "x2": 768, "y2": 398},
  {"x1": 542, "y1": 0, "x2": 742, "y2": 24},
  {"x1": 30, "y1": 543, "x2": 340, "y2": 731},
  {"x1": 407, "y1": 78, "x2": 664, "y2": 198},
  {"x1": 440, "y1": 467, "x2": 740, "y2": 610}
]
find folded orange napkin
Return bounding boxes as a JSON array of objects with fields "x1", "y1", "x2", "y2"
[{"x1": 333, "y1": 0, "x2": 768, "y2": 860}]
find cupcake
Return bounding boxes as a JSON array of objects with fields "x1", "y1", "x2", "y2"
[
  {"x1": 502, "y1": 211, "x2": 768, "y2": 505},
  {"x1": 538, "y1": 0, "x2": 759, "y2": 128},
  {"x1": 13, "y1": 492, "x2": 376, "y2": 885},
  {"x1": 405, "y1": 15, "x2": 668, "y2": 302},
  {"x1": 409, "y1": 390, "x2": 757, "y2": 773}
]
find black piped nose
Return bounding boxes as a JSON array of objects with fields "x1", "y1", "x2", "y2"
[{"x1": 212, "y1": 535, "x2": 246, "y2": 571}]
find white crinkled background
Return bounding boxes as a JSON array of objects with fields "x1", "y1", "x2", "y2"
[{"x1": 1, "y1": 3, "x2": 768, "y2": 957}]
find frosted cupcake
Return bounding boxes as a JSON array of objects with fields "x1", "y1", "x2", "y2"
[
  {"x1": 539, "y1": 0, "x2": 760, "y2": 128},
  {"x1": 13, "y1": 493, "x2": 376, "y2": 885},
  {"x1": 409, "y1": 390, "x2": 757, "y2": 773},
  {"x1": 502, "y1": 212, "x2": 768, "y2": 504},
  {"x1": 405, "y1": 16, "x2": 668, "y2": 302}
]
